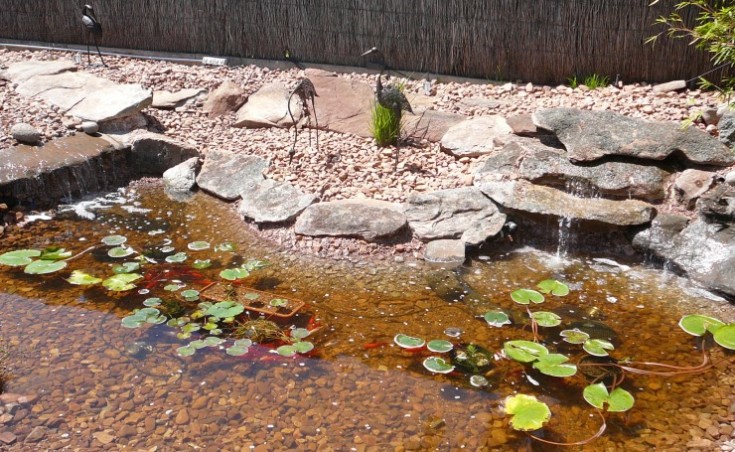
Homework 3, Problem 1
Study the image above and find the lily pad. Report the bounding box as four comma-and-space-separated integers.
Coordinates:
533, 353, 577, 377
583, 382, 635, 412
531, 311, 562, 328
291, 328, 310, 340
215, 242, 235, 252
679, 314, 725, 336
192, 259, 212, 269
276, 344, 297, 357
483, 311, 511, 327
165, 252, 187, 263
242, 259, 268, 271
394, 334, 425, 350
503, 340, 549, 363
121, 307, 166, 328
226, 339, 253, 356
113, 262, 140, 274
504, 394, 551, 431
102, 273, 143, 291
0, 249, 40, 266
66, 270, 102, 285
510, 289, 545, 305
583, 339, 615, 357
39, 247, 72, 260
269, 298, 288, 308
537, 279, 570, 296
422, 356, 455, 374
160, 245, 176, 254
108, 246, 135, 258
164, 283, 184, 292
177, 345, 196, 357
560, 328, 590, 344
188, 241, 210, 251
713, 324, 735, 350
205, 301, 244, 318
219, 268, 250, 281
244, 292, 260, 300
181, 289, 199, 299
143, 297, 162, 307
293, 341, 314, 354
102, 235, 127, 246
469, 375, 489, 387
24, 259, 67, 274
427, 339, 453, 353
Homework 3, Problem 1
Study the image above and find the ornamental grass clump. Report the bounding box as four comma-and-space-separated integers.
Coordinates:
370, 102, 402, 147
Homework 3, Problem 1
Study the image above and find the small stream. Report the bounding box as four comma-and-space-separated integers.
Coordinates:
0, 180, 732, 450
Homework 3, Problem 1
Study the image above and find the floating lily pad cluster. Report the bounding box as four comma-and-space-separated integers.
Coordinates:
393, 334, 457, 374
504, 340, 577, 377
679, 314, 735, 350
0, 248, 70, 274
560, 328, 615, 356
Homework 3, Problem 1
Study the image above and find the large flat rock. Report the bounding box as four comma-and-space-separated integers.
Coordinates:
196, 150, 269, 201
308, 70, 374, 138
294, 199, 406, 241
440, 116, 513, 157
474, 138, 670, 201
0, 134, 131, 207
533, 108, 735, 166
403, 110, 465, 143
233, 82, 301, 128
123, 131, 200, 176
0, 60, 77, 83
479, 179, 655, 226
5, 61, 152, 122
238, 179, 317, 223
405, 187, 502, 242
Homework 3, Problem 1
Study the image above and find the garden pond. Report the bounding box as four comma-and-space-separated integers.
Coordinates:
0, 181, 733, 450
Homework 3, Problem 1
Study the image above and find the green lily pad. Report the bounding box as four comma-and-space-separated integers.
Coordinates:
108, 246, 135, 258
165, 252, 187, 263
504, 394, 551, 431
187, 241, 210, 251
291, 328, 310, 340
679, 314, 725, 336
293, 341, 314, 354
503, 340, 549, 363
113, 261, 140, 274
177, 345, 196, 357
0, 249, 41, 266
483, 311, 511, 327
423, 356, 455, 374
510, 289, 545, 305
40, 247, 72, 260
269, 298, 288, 307
533, 353, 577, 377
121, 307, 166, 328
531, 311, 562, 328
219, 268, 250, 281
143, 297, 162, 307
469, 375, 489, 387
276, 344, 297, 357
24, 259, 67, 274
205, 301, 244, 318
244, 292, 260, 300
160, 245, 175, 253
560, 328, 590, 344
102, 235, 127, 246
536, 279, 570, 296
583, 339, 615, 357
192, 259, 212, 269
202, 322, 219, 331
427, 339, 453, 353
583, 382, 635, 412
713, 324, 735, 350
226, 339, 253, 356
66, 270, 102, 285
242, 259, 268, 271
181, 289, 199, 299
394, 334, 425, 350
102, 273, 142, 291
215, 242, 235, 252
164, 283, 184, 292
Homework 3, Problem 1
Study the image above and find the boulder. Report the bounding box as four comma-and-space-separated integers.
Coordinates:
479, 179, 655, 226
98, 113, 148, 134
696, 184, 735, 222
307, 70, 374, 137
403, 110, 465, 142
652, 80, 687, 93
0, 60, 77, 84
404, 187, 502, 242
473, 138, 670, 201
203, 81, 246, 117
10, 123, 41, 144
424, 239, 466, 266
532, 108, 735, 166
719, 109, 735, 148
238, 179, 318, 223
632, 215, 735, 298
81, 121, 99, 134
461, 213, 507, 246
506, 114, 539, 136
163, 157, 200, 192
125, 131, 200, 175
151, 88, 205, 109
233, 82, 301, 128
673, 169, 715, 208
440, 116, 513, 157
294, 199, 406, 241
196, 150, 268, 201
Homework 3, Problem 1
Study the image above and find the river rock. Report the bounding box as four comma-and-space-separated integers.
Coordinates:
307, 70, 374, 137
10, 123, 41, 144
238, 179, 318, 223
725, 171, 735, 186
473, 138, 670, 201
532, 108, 735, 166
294, 199, 406, 241
203, 80, 246, 117
696, 184, 735, 222
404, 187, 501, 242
163, 157, 200, 192
196, 150, 268, 201
633, 215, 735, 298
461, 213, 507, 246
479, 179, 655, 226
81, 121, 99, 134
652, 80, 686, 93
152, 88, 206, 109
24, 426, 46, 443
125, 131, 200, 175
719, 109, 735, 148
0, 432, 16, 444
233, 82, 301, 128
424, 239, 466, 266
440, 116, 513, 157
673, 169, 715, 208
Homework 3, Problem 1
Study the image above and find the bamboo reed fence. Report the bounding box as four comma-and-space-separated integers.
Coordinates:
0, 0, 727, 84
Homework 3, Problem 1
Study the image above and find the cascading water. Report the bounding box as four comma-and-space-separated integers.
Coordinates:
556, 178, 600, 259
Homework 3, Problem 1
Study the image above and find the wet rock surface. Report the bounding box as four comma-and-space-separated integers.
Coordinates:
162, 156, 200, 192
295, 199, 406, 241
125, 130, 200, 175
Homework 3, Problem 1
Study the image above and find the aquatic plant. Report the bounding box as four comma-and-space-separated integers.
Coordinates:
483, 310, 511, 327
679, 314, 735, 350
393, 334, 425, 350
0, 248, 69, 274
422, 356, 455, 374
122, 307, 167, 328
426, 339, 453, 353
187, 241, 210, 251
504, 394, 551, 431
582, 383, 634, 412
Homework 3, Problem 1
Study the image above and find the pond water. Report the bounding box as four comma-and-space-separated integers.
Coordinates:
0, 181, 733, 450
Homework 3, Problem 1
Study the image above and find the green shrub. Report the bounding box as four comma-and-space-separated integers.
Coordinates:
370, 103, 402, 147
584, 74, 609, 89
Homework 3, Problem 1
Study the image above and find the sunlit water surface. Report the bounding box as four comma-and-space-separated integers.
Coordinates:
0, 182, 733, 450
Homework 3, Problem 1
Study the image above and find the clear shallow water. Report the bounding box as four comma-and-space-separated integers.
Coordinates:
0, 182, 733, 450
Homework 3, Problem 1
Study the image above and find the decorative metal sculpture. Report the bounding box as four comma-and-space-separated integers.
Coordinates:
287, 77, 319, 164
81, 5, 107, 67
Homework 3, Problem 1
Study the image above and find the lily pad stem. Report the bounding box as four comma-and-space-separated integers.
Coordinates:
526, 409, 607, 446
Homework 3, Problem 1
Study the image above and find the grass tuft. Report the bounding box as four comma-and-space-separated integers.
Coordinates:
370, 103, 402, 147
